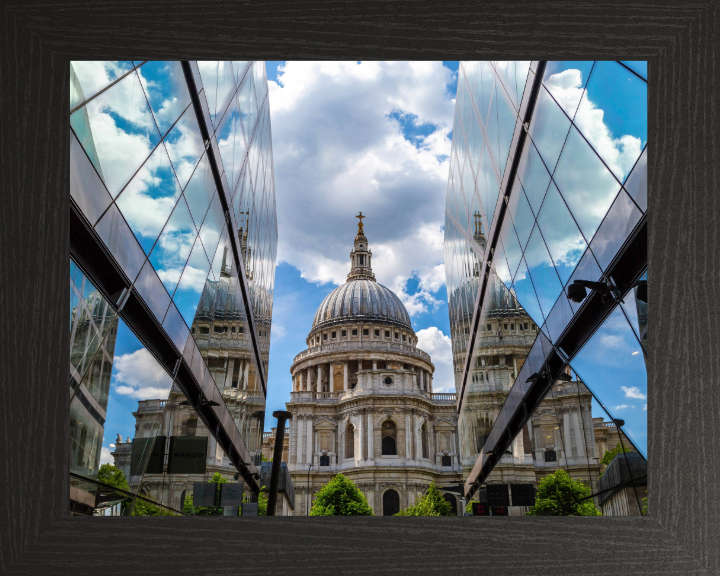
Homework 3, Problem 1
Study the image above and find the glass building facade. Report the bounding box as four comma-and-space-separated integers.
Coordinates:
445, 61, 647, 516
69, 61, 277, 515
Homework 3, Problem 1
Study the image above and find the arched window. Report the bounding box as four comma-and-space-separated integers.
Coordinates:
383, 489, 400, 516
421, 424, 428, 459
345, 424, 355, 459
381, 421, 397, 456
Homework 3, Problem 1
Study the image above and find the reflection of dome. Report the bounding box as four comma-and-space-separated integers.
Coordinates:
312, 279, 412, 331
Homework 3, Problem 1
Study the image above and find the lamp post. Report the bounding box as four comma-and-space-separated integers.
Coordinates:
266, 410, 292, 516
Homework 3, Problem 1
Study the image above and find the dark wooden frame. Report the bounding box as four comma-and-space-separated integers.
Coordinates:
1, 1, 717, 574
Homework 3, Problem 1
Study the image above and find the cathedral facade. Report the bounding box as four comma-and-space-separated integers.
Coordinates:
285, 216, 463, 516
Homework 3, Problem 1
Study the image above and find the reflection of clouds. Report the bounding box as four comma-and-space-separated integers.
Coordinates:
112, 347, 172, 400
599, 333, 624, 349
176, 265, 210, 293
99, 446, 114, 465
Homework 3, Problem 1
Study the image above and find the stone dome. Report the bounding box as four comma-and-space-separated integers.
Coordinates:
312, 279, 412, 331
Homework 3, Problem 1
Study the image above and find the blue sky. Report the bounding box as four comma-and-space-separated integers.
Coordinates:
97, 60, 647, 461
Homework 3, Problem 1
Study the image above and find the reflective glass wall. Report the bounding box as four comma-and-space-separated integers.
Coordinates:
445, 61, 647, 516
69, 61, 277, 515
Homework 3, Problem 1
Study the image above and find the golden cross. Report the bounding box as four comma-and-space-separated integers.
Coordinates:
356, 211, 365, 232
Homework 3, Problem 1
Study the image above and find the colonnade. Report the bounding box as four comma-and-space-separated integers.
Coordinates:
292, 360, 434, 393
222, 357, 252, 390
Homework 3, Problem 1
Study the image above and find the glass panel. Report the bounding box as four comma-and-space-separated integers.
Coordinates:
568, 306, 647, 456
94, 204, 146, 282
134, 260, 171, 323
528, 86, 571, 174
506, 178, 535, 250
499, 218, 523, 280
173, 238, 211, 326
620, 61, 647, 81
552, 126, 621, 241
149, 195, 198, 296
70, 61, 134, 110
588, 189, 642, 273
575, 61, 647, 183
523, 225, 564, 318
542, 61, 594, 120
623, 147, 647, 212
70, 131, 113, 226
495, 84, 518, 178
183, 155, 215, 231
115, 143, 182, 254
198, 192, 225, 268
512, 257, 544, 327
536, 182, 587, 285
137, 61, 191, 138
164, 106, 204, 190
566, 247, 603, 315
515, 140, 551, 216
71, 69, 161, 198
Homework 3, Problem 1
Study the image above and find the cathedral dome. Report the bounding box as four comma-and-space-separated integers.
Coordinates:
312, 279, 412, 331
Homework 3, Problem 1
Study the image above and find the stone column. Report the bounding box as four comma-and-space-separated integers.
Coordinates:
452, 431, 460, 466
306, 367, 312, 392
405, 411, 412, 459
329, 364, 334, 391
343, 363, 348, 391
563, 411, 572, 462
243, 361, 249, 390
296, 418, 303, 465
358, 411, 365, 461
373, 359, 377, 371
572, 411, 585, 458
367, 411, 374, 460
428, 373, 433, 394
224, 357, 235, 389
587, 407, 597, 459
338, 418, 343, 462
415, 415, 422, 460
306, 417, 313, 465
298, 371, 304, 392
317, 364, 322, 393
429, 423, 436, 464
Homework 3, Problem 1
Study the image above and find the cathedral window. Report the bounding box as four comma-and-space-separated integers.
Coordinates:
231, 326, 235, 333
510, 323, 514, 331
214, 325, 223, 333
341, 330, 347, 337
332, 331, 336, 338
359, 255, 364, 265
232, 380, 238, 388
441, 455, 452, 466
394, 332, 399, 339
374, 329, 380, 336
381, 421, 397, 456
345, 424, 355, 458
487, 324, 492, 331
239, 326, 245, 333
363, 328, 369, 336
324, 334, 328, 340
504, 323, 508, 331
385, 330, 390, 338
402, 334, 406, 341
200, 327, 210, 335
352, 329, 358, 336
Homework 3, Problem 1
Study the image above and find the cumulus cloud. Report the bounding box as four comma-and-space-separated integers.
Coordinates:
642, 404, 647, 411
268, 62, 455, 314
100, 446, 114, 465
621, 385, 646, 400
112, 347, 173, 400
599, 334, 625, 349
614, 404, 629, 411
416, 327, 454, 392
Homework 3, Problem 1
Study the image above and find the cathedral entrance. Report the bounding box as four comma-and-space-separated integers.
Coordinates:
383, 489, 400, 516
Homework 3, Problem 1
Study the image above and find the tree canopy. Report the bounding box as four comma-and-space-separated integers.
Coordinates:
309, 474, 374, 516
395, 483, 453, 516
98, 463, 129, 491
184, 472, 228, 516
600, 442, 634, 477
527, 469, 601, 516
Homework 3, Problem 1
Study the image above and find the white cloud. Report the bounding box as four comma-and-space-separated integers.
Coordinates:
112, 348, 173, 400
621, 385, 646, 400
642, 404, 647, 411
416, 327, 454, 392
269, 62, 455, 312
100, 446, 114, 465
614, 404, 629, 411
271, 324, 286, 343
599, 334, 624, 350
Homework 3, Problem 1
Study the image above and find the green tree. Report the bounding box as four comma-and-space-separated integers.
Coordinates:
132, 494, 177, 516
600, 442, 634, 477
97, 463, 129, 491
261, 454, 272, 462
527, 469, 601, 516
309, 474, 374, 516
395, 483, 453, 516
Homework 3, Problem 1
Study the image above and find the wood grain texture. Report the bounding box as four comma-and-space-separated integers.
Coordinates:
0, 0, 718, 574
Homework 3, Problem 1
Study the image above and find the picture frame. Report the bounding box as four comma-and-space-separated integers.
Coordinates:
1, 1, 717, 573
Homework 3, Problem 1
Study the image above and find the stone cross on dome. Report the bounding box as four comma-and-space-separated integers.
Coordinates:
347, 212, 375, 281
